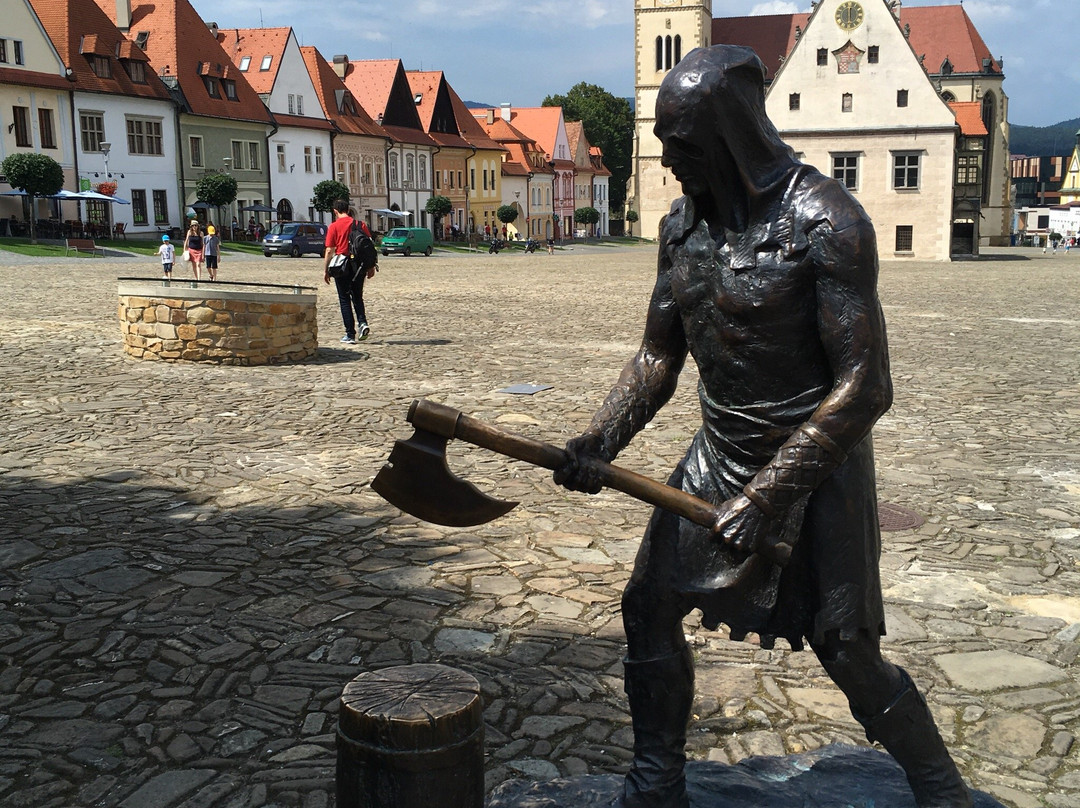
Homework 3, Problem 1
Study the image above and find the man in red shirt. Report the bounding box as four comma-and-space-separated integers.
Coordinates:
323, 199, 370, 343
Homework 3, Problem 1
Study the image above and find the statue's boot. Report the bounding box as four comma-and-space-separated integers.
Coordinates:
855, 668, 974, 808
617, 645, 694, 808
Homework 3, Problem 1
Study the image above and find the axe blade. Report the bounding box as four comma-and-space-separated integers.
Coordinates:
371, 428, 518, 527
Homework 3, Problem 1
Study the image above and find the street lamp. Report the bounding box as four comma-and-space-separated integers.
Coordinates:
100, 142, 111, 177
222, 157, 233, 238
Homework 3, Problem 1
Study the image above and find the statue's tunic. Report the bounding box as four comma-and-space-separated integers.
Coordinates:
637, 167, 886, 650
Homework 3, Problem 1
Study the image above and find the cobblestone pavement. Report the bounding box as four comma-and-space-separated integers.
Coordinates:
1, 245, 1079, 808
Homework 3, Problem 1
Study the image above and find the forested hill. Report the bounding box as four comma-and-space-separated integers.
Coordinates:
1010, 118, 1080, 156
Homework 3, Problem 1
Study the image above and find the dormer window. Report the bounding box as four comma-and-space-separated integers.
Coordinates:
260, 55, 272, 71
940, 58, 953, 75
134, 31, 149, 49
204, 76, 219, 97
91, 55, 111, 78
223, 79, 237, 100
239, 56, 250, 71
123, 60, 146, 83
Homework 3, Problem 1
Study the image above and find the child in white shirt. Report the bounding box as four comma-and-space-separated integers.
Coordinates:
158, 235, 175, 278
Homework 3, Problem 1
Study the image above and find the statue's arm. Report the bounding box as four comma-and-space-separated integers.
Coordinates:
555, 239, 688, 493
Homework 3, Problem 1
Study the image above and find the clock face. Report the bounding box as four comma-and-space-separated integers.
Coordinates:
835, 1, 864, 30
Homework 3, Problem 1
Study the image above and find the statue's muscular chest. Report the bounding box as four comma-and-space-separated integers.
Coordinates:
669, 222, 814, 332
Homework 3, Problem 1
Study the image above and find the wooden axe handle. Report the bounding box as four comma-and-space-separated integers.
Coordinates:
408, 399, 723, 531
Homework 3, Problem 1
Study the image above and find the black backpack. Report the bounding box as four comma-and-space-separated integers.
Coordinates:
348, 222, 378, 275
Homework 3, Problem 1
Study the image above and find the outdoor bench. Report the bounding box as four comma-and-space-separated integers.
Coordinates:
65, 238, 104, 256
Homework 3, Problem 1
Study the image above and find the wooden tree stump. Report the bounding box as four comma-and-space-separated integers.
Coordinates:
337, 664, 485, 808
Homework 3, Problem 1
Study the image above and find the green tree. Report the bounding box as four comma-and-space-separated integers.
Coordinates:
195, 172, 238, 230
1, 153, 64, 243
625, 208, 639, 238
574, 206, 600, 237
426, 195, 453, 238
543, 82, 633, 210
312, 180, 350, 214
497, 204, 519, 227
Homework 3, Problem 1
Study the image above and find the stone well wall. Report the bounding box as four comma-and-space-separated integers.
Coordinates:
118, 281, 318, 365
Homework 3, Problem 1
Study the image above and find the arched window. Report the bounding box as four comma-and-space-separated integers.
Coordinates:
405, 154, 415, 187
940, 91, 956, 103
389, 154, 399, 187
665, 36, 673, 70
674, 35, 682, 66
655, 37, 663, 72
419, 155, 428, 187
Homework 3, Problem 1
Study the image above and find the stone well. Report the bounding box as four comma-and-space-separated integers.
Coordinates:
117, 280, 318, 365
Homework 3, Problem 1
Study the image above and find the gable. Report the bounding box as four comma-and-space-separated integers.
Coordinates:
767, 0, 955, 131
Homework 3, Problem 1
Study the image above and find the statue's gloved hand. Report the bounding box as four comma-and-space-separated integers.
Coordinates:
553, 433, 608, 495
713, 493, 794, 567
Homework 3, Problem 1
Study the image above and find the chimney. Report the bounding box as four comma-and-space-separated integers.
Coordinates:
116, 0, 132, 31
486, 108, 495, 125
332, 54, 349, 79
500, 102, 511, 122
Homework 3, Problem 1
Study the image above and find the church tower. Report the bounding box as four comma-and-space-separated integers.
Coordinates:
630, 0, 712, 239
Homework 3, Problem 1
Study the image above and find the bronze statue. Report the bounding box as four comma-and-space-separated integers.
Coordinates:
554, 45, 972, 808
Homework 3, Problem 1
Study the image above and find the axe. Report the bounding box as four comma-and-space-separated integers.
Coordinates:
372, 399, 727, 532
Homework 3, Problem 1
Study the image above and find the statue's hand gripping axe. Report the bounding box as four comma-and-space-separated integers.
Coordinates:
372, 399, 727, 531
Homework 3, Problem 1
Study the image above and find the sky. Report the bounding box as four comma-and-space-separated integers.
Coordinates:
190, 0, 1078, 129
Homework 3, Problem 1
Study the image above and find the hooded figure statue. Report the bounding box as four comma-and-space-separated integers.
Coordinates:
555, 45, 973, 808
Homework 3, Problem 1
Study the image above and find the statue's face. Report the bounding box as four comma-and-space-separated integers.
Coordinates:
655, 89, 737, 202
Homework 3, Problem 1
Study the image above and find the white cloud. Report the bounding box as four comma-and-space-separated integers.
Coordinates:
748, 1, 803, 14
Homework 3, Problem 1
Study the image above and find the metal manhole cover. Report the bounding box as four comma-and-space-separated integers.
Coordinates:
878, 503, 925, 532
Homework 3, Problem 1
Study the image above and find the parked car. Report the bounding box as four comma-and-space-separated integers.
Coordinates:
262, 222, 328, 257
380, 227, 434, 257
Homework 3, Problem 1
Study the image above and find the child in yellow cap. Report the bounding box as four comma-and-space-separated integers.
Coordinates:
204, 224, 220, 281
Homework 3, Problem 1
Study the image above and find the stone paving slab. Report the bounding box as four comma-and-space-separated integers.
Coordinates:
0, 246, 1078, 807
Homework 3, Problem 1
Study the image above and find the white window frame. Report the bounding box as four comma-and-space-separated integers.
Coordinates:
239, 56, 250, 71
892, 152, 921, 190
126, 117, 163, 155
832, 153, 859, 191
189, 135, 204, 168
80, 111, 105, 153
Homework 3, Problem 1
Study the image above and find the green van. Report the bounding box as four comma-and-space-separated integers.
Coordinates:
380, 227, 434, 257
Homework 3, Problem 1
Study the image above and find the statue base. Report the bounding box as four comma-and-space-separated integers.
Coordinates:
487, 744, 1006, 807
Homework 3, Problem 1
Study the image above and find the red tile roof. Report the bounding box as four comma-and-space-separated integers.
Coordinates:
712, 4, 1001, 82
474, 115, 552, 175
407, 71, 472, 149
948, 101, 988, 136
91, 0, 272, 123
489, 106, 564, 160
215, 27, 289, 96
340, 58, 399, 122
341, 59, 434, 146
30, 0, 171, 101
0, 66, 73, 92
300, 47, 389, 139
446, 83, 505, 153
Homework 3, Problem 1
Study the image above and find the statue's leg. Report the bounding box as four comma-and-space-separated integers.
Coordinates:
618, 567, 694, 808
811, 630, 973, 808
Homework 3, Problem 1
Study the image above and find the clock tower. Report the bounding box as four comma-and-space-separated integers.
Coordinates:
629, 0, 712, 239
